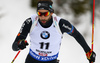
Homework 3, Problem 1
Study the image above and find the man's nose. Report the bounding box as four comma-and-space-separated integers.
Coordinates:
41, 15, 45, 19
41, 15, 45, 17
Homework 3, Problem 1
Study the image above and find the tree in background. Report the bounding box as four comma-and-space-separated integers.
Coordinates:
30, 0, 99, 16
70, 0, 90, 16
95, 0, 100, 7
69, 0, 91, 25
30, 0, 38, 7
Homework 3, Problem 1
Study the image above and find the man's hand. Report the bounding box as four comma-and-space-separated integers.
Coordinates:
17, 39, 29, 50
86, 50, 96, 63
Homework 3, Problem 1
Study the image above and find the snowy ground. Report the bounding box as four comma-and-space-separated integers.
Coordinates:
0, 0, 100, 63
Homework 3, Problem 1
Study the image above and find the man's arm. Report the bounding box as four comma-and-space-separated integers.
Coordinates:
59, 18, 90, 53
12, 18, 32, 51
59, 19, 96, 62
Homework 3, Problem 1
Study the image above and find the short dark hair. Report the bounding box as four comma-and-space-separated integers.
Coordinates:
38, 0, 53, 4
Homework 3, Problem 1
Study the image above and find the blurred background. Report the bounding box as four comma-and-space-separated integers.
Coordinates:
0, 0, 100, 63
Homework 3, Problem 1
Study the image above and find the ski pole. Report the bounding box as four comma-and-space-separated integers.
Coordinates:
91, 0, 95, 52
11, 50, 21, 63
91, 0, 95, 63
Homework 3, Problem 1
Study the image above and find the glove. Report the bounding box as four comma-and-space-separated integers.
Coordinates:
17, 39, 29, 50
86, 50, 96, 63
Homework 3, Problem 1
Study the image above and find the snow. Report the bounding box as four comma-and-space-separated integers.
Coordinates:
0, 0, 100, 63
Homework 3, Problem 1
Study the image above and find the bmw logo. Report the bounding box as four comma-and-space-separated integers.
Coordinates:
41, 31, 50, 39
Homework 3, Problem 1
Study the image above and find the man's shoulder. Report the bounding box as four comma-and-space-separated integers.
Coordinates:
31, 14, 38, 22
31, 14, 38, 17
24, 18, 32, 24
52, 13, 69, 23
52, 13, 62, 23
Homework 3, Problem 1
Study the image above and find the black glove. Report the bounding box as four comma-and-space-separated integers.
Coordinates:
17, 39, 28, 50
86, 50, 96, 63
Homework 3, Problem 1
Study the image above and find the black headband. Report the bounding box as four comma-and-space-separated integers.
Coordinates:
37, 1, 54, 12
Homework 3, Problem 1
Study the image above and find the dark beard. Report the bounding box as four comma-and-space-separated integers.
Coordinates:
40, 17, 51, 25
39, 17, 53, 28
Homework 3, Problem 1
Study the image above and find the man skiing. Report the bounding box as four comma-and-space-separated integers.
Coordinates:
12, 0, 96, 63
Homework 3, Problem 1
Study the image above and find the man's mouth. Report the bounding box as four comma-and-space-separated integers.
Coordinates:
41, 21, 46, 24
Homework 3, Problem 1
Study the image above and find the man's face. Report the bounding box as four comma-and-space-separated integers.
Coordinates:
37, 9, 53, 25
